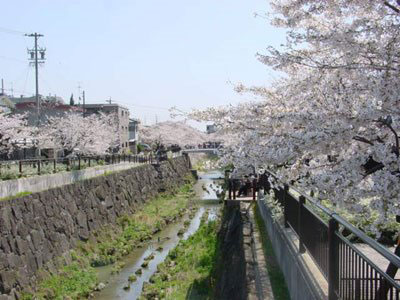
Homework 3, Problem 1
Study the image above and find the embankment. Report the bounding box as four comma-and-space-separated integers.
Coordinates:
0, 156, 191, 299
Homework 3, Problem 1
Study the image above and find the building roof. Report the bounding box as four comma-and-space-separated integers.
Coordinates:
15, 102, 83, 111
84, 103, 129, 110
9, 95, 65, 105
129, 118, 140, 124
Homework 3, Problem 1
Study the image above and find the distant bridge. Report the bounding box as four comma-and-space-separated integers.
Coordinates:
181, 148, 221, 155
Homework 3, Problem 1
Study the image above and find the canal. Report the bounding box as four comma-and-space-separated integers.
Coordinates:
93, 170, 223, 299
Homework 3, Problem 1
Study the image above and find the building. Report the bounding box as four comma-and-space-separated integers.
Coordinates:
128, 118, 140, 154
0, 95, 14, 114
13, 101, 83, 126
84, 103, 130, 152
206, 124, 217, 134
9, 94, 65, 105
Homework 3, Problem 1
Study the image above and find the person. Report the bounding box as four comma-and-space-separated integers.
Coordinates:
238, 176, 251, 196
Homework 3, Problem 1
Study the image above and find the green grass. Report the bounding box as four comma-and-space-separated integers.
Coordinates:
23, 177, 196, 300
254, 205, 290, 300
0, 191, 32, 201
80, 180, 197, 267
26, 263, 97, 300
141, 213, 219, 299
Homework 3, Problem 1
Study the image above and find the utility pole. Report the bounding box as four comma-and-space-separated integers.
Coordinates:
1, 79, 4, 95
82, 90, 86, 117
77, 82, 82, 105
25, 32, 45, 126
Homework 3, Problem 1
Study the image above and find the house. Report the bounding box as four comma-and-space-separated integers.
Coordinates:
13, 100, 83, 126
128, 118, 140, 154
0, 95, 14, 114
206, 124, 217, 134
84, 103, 130, 153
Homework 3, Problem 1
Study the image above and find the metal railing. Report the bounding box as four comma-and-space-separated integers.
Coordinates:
0, 154, 155, 180
262, 170, 400, 300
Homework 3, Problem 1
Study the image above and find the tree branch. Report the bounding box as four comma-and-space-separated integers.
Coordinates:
384, 1, 400, 14
353, 136, 374, 146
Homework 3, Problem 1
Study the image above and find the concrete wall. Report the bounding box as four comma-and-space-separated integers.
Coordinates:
257, 198, 326, 300
0, 156, 191, 298
0, 162, 142, 199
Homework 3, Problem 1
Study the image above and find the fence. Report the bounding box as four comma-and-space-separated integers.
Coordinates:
0, 154, 155, 180
261, 170, 400, 300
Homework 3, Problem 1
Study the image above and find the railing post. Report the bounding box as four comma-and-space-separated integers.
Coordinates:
283, 184, 289, 228
78, 156, 81, 170
19, 161, 22, 176
37, 160, 41, 175
88, 158, 91, 167
252, 179, 257, 200
328, 218, 339, 300
53, 159, 56, 173
298, 195, 306, 253
228, 179, 232, 200
233, 180, 236, 200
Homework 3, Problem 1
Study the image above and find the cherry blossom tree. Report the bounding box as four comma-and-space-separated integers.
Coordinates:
39, 113, 118, 156
0, 112, 32, 156
140, 121, 211, 148
183, 0, 400, 239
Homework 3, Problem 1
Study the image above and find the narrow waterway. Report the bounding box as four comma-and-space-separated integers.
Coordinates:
93, 170, 223, 300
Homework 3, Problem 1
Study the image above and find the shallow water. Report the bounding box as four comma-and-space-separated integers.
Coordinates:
93, 171, 222, 300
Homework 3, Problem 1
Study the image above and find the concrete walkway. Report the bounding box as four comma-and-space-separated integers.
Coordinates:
0, 162, 141, 198
241, 202, 275, 299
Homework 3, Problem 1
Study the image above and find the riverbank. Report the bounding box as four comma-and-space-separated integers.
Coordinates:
140, 210, 220, 299
21, 176, 197, 300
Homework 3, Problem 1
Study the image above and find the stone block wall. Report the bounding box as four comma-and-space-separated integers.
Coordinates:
0, 156, 191, 298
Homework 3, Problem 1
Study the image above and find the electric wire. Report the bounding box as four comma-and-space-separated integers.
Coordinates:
0, 26, 26, 36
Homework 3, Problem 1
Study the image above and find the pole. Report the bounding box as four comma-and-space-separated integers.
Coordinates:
25, 32, 44, 158
25, 32, 44, 126
328, 218, 339, 300
34, 33, 39, 125
1, 79, 4, 95
82, 90, 86, 117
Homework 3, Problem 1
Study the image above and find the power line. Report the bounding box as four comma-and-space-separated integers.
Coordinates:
23, 66, 31, 95
0, 55, 26, 63
0, 26, 26, 36
115, 100, 170, 111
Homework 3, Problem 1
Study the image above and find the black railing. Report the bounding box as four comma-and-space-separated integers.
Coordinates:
263, 170, 400, 300
0, 154, 156, 180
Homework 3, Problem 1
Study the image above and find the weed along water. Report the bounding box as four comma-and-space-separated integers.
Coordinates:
94, 171, 223, 300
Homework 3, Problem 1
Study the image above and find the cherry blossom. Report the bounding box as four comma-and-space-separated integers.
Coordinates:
184, 0, 400, 235
140, 121, 211, 147
39, 113, 118, 156
0, 113, 32, 156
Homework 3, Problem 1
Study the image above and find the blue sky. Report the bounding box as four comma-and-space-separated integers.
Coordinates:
0, 0, 285, 127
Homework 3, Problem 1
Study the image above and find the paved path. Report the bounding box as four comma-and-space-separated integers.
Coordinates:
241, 202, 275, 299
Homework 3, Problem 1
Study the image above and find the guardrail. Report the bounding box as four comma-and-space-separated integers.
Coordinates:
0, 154, 155, 179
261, 170, 400, 300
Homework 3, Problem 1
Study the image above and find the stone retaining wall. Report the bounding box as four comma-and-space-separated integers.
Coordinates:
0, 156, 191, 299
